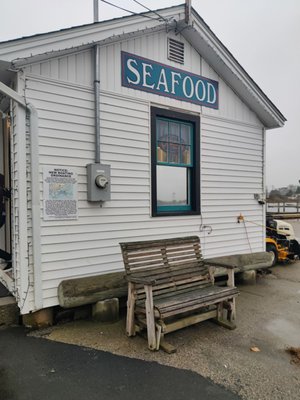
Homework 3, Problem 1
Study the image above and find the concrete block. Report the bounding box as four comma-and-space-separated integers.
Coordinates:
238, 270, 257, 284
0, 297, 19, 326
22, 307, 54, 329
92, 298, 119, 322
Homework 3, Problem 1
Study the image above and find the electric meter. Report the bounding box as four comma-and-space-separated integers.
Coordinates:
87, 163, 111, 202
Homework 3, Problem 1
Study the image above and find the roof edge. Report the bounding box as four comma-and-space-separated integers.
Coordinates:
0, 3, 184, 46
184, 9, 286, 128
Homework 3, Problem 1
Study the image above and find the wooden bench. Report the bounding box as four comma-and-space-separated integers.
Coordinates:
120, 236, 239, 352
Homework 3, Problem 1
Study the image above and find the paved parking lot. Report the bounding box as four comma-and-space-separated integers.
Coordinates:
0, 326, 240, 400
32, 261, 300, 400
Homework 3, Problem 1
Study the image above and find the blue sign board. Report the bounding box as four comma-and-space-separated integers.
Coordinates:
121, 51, 219, 109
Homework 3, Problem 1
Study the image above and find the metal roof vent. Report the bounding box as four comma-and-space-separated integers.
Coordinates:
168, 38, 184, 64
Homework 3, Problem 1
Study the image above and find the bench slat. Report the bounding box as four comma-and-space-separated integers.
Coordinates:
155, 286, 238, 310
128, 264, 208, 281
136, 280, 212, 302
140, 275, 209, 294
127, 262, 208, 278
120, 236, 200, 251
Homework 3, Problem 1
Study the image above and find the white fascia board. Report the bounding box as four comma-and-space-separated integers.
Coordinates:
10, 24, 171, 68
181, 16, 286, 129
0, 5, 184, 63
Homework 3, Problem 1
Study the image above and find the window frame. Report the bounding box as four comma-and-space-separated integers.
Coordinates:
151, 107, 200, 217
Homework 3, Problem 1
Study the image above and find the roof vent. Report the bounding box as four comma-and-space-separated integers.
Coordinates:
168, 38, 184, 64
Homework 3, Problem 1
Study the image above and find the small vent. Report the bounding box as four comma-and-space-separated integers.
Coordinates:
168, 38, 184, 64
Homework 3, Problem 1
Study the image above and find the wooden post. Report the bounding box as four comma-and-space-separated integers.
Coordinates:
58, 272, 127, 308
227, 269, 235, 288
216, 302, 224, 322
283, 202, 285, 212
144, 284, 157, 351
227, 268, 236, 321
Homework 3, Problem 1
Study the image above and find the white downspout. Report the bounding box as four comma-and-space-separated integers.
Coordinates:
27, 103, 43, 309
0, 80, 43, 311
262, 127, 266, 251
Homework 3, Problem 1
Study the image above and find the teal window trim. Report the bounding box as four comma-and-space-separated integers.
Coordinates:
155, 117, 193, 214
157, 205, 191, 212
156, 161, 193, 168
151, 107, 200, 217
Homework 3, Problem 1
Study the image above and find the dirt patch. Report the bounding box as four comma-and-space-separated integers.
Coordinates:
287, 347, 300, 364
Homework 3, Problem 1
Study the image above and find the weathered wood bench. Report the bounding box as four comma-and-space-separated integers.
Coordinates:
120, 236, 239, 352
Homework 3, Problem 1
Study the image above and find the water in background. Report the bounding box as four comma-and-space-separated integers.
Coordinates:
267, 205, 299, 213
289, 219, 300, 239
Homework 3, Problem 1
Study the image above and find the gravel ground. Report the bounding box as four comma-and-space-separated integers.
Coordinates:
30, 262, 300, 400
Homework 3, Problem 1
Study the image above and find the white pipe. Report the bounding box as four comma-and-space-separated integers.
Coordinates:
262, 127, 266, 251
27, 103, 43, 309
94, 44, 101, 163
93, 0, 99, 22
185, 0, 191, 25
0, 80, 43, 310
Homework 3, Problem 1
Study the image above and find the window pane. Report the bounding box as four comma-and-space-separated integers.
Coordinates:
157, 142, 168, 162
157, 166, 188, 207
169, 122, 180, 143
168, 143, 180, 164
157, 119, 168, 141
181, 124, 191, 145
181, 145, 191, 165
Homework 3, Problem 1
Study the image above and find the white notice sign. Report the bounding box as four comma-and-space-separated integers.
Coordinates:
43, 166, 78, 220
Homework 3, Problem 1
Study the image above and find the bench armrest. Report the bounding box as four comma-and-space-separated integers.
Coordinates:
204, 261, 236, 269
126, 276, 156, 285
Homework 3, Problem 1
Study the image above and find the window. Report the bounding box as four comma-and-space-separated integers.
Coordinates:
151, 107, 200, 216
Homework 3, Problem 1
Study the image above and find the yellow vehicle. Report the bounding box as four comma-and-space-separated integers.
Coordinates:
265, 237, 289, 266
266, 218, 300, 266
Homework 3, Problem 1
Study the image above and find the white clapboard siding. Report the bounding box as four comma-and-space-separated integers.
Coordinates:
28, 50, 94, 87
200, 114, 264, 260
20, 23, 266, 310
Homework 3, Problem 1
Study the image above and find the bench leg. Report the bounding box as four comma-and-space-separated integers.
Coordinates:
155, 323, 162, 351
144, 284, 157, 351
126, 282, 136, 337
213, 301, 236, 330
227, 298, 236, 323
217, 302, 224, 321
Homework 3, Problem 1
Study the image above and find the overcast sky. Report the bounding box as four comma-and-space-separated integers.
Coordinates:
1, 0, 299, 189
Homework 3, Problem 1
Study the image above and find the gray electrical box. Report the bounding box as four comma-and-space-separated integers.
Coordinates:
87, 163, 111, 202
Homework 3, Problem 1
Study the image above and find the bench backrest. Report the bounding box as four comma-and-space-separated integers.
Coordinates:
120, 236, 212, 300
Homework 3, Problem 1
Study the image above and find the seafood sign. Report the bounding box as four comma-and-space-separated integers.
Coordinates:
121, 51, 218, 109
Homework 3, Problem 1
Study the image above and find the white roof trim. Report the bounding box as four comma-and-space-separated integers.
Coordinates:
180, 12, 286, 129
0, 5, 183, 62
11, 24, 171, 67
0, 4, 285, 129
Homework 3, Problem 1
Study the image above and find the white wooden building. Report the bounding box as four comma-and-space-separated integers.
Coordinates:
0, 5, 285, 315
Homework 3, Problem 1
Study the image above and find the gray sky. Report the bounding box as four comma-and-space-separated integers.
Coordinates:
1, 0, 299, 189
